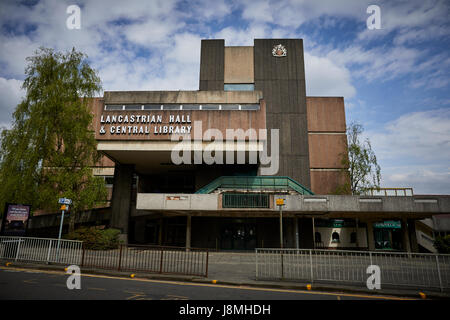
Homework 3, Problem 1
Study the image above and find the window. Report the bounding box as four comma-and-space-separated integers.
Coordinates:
222, 193, 269, 208
202, 104, 220, 110
350, 232, 357, 243
240, 104, 260, 110
162, 104, 181, 110
143, 104, 162, 110
124, 104, 142, 111
104, 104, 123, 111
224, 84, 254, 91
332, 232, 340, 243
104, 176, 114, 187
182, 104, 200, 110
221, 104, 239, 111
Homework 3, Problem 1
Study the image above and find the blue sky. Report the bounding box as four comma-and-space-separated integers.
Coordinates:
0, 0, 449, 194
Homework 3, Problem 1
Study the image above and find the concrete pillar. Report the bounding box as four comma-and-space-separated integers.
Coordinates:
312, 217, 316, 249
355, 218, 360, 248
402, 218, 412, 252
186, 215, 191, 251
298, 218, 314, 249
158, 218, 163, 245
408, 219, 419, 252
294, 217, 299, 249
110, 163, 134, 244
285, 218, 295, 248
367, 221, 375, 251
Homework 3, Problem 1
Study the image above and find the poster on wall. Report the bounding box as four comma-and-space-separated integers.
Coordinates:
0, 203, 31, 236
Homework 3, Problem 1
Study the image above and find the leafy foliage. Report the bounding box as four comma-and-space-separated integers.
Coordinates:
65, 227, 121, 250
0, 47, 107, 219
335, 122, 381, 195
433, 235, 450, 254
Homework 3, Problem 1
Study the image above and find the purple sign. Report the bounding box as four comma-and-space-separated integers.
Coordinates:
1, 203, 31, 236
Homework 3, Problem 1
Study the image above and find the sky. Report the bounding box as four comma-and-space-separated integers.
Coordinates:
0, 0, 449, 194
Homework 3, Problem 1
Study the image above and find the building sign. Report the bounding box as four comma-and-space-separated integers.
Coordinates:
315, 219, 348, 228
373, 220, 401, 229
272, 44, 287, 57
166, 196, 188, 201
98, 113, 192, 136
1, 203, 31, 236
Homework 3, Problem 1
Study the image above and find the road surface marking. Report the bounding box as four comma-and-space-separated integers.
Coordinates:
88, 287, 106, 291
23, 279, 37, 284
162, 294, 189, 300
0, 266, 416, 301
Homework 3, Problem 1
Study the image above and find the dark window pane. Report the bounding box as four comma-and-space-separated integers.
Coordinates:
144, 104, 162, 110
105, 104, 123, 111
163, 104, 181, 110
202, 104, 220, 110
241, 104, 260, 110
221, 104, 239, 110
182, 104, 200, 110
124, 104, 142, 110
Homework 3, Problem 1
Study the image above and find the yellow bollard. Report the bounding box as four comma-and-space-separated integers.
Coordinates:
5, 262, 12, 267
306, 284, 312, 290
419, 292, 426, 299
64, 267, 68, 272
212, 280, 218, 284
130, 274, 135, 278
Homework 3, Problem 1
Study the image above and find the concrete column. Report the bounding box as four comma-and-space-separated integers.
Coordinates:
110, 163, 134, 244
367, 221, 375, 251
294, 217, 299, 249
186, 215, 191, 251
408, 219, 419, 252
402, 218, 412, 252
158, 218, 163, 245
355, 218, 360, 248
298, 218, 314, 249
312, 217, 316, 249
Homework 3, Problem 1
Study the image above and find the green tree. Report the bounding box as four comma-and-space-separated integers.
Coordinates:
433, 235, 450, 254
335, 122, 381, 195
0, 47, 107, 231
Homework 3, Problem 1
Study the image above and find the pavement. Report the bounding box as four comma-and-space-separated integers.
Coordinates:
1, 252, 449, 300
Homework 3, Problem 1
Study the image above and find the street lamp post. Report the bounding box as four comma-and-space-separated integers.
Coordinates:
276, 197, 285, 279
56, 198, 72, 262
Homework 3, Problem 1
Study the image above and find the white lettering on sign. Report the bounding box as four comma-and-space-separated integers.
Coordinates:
99, 113, 191, 135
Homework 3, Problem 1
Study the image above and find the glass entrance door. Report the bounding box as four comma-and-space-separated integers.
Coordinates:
374, 229, 392, 249
220, 222, 256, 250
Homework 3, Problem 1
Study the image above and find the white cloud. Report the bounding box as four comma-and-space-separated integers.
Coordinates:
304, 52, 356, 98
215, 24, 270, 46
381, 167, 450, 195
367, 108, 450, 194
0, 77, 24, 128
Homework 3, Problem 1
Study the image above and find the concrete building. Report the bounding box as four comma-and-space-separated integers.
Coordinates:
28, 39, 450, 252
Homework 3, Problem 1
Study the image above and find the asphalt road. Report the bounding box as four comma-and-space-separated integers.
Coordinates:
0, 266, 415, 301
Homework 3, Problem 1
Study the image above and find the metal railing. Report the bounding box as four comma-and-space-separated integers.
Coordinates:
256, 248, 450, 292
0, 236, 83, 265
81, 244, 209, 277
362, 187, 414, 196
222, 193, 269, 208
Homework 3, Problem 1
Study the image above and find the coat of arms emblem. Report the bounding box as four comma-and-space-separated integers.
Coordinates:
272, 44, 287, 57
